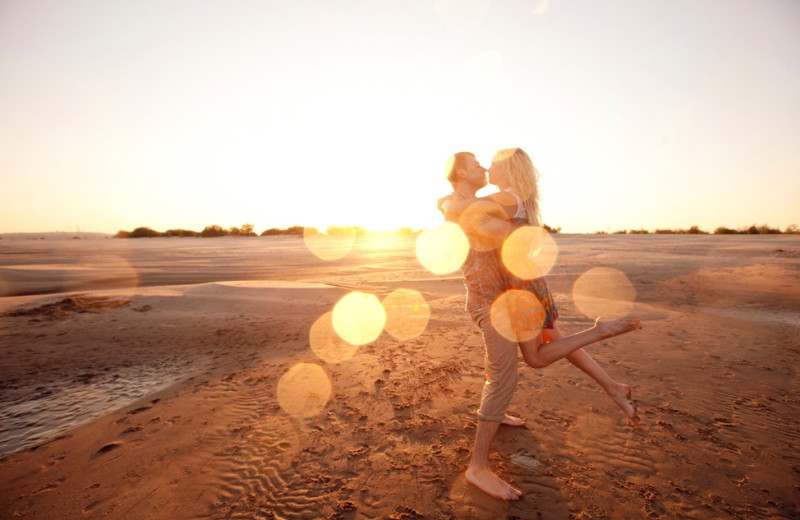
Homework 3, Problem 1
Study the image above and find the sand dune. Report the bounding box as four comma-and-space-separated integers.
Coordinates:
1, 234, 798, 519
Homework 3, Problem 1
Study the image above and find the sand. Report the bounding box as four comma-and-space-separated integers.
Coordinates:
0, 233, 798, 519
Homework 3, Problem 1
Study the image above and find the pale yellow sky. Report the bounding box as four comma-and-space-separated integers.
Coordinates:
1, 0, 798, 234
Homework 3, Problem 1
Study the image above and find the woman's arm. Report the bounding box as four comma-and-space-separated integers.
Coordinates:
458, 199, 513, 250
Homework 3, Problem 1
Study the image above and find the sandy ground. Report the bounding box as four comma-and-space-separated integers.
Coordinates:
0, 233, 798, 519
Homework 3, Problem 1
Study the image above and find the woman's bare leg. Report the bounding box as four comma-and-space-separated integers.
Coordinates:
518, 317, 641, 369
543, 325, 639, 423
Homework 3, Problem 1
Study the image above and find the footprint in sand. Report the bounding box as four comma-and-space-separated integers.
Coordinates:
94, 441, 123, 457
119, 425, 143, 436
33, 477, 66, 495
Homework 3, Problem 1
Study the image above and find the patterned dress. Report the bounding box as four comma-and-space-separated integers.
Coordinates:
499, 217, 559, 330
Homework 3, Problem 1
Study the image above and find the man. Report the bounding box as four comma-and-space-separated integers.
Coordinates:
441, 151, 526, 500
441, 151, 641, 501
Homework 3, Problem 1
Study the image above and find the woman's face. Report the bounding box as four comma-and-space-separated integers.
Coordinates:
487, 160, 507, 186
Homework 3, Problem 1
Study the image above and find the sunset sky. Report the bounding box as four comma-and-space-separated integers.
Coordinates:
1, 0, 798, 234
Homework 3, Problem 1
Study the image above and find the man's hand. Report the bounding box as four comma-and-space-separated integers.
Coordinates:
437, 194, 454, 215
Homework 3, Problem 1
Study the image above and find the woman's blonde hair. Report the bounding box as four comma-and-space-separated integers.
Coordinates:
492, 147, 541, 226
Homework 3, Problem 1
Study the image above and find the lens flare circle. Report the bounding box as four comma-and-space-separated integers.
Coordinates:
310, 311, 359, 363
572, 267, 636, 319
458, 200, 507, 252
415, 222, 469, 275
332, 291, 386, 345
382, 288, 431, 341
277, 363, 332, 419
74, 255, 140, 309
303, 227, 356, 261
501, 226, 558, 280
490, 289, 546, 342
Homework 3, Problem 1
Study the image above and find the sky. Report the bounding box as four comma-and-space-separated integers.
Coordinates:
1, 0, 798, 234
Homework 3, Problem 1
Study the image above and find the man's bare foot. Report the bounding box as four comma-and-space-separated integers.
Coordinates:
593, 317, 642, 340
465, 466, 522, 500
501, 414, 525, 427
608, 383, 640, 427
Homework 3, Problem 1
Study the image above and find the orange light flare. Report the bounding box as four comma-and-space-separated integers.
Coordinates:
490, 289, 546, 343
74, 255, 140, 310
458, 200, 508, 252
571, 267, 637, 319
381, 288, 431, 341
501, 225, 558, 280
415, 222, 469, 275
331, 291, 386, 346
303, 226, 356, 261
309, 311, 359, 364
277, 362, 332, 419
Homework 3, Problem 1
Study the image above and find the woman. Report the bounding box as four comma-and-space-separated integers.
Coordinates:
443, 147, 641, 422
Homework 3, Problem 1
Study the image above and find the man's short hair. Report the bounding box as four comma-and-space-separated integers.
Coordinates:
446, 151, 474, 185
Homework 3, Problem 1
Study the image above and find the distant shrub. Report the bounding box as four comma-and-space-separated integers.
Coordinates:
543, 224, 561, 234
284, 226, 305, 235
200, 225, 228, 238
786, 224, 799, 234
260, 226, 305, 236
239, 223, 257, 236
164, 229, 198, 237
756, 225, 781, 234
629, 229, 650, 234
687, 226, 708, 234
130, 227, 161, 238
613, 229, 627, 234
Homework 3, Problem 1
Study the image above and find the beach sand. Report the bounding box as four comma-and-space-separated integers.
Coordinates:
1, 233, 798, 519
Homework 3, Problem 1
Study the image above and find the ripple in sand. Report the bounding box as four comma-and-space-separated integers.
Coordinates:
501, 225, 558, 279
572, 267, 636, 319
310, 311, 359, 363
490, 289, 546, 342
332, 291, 386, 346
565, 413, 653, 473
382, 288, 430, 341
277, 363, 331, 418
415, 222, 469, 275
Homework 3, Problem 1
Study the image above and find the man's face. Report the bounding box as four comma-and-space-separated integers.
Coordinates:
461, 155, 487, 189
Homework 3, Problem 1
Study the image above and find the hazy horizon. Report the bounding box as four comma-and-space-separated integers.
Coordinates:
1, 0, 798, 234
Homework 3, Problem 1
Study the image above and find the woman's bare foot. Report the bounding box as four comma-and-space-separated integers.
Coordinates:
465, 467, 522, 500
593, 317, 642, 340
501, 414, 525, 427
608, 383, 640, 427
